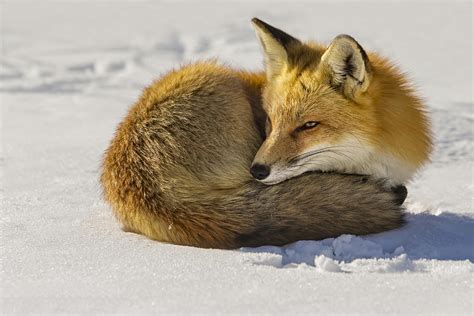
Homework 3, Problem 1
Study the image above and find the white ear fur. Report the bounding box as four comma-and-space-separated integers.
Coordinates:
320, 34, 371, 99
251, 18, 300, 80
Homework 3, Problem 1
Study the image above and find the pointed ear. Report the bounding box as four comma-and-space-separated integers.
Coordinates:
251, 18, 301, 80
319, 34, 372, 101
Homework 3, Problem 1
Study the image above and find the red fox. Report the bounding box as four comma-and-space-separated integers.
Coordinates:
249, 19, 432, 188
100, 20, 407, 249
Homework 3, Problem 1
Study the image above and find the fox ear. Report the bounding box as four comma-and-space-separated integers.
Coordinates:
251, 18, 301, 80
319, 35, 372, 100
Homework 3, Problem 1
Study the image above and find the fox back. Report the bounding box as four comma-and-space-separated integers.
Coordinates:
250, 19, 432, 186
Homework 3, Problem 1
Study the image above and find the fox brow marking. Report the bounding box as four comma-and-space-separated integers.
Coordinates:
290, 82, 331, 119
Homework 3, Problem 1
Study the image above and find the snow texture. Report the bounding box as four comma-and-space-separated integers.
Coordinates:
1, 1, 473, 314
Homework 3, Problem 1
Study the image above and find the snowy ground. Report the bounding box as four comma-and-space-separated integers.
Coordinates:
1, 1, 473, 314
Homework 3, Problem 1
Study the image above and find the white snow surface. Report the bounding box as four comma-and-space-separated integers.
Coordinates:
1, 1, 473, 314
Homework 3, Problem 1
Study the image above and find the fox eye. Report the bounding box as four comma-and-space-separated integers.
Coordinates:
300, 121, 320, 130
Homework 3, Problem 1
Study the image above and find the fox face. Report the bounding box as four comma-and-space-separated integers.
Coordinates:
250, 19, 378, 184
250, 18, 432, 185
252, 81, 376, 185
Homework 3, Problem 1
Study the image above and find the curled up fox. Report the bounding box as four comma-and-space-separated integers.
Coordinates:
101, 19, 432, 249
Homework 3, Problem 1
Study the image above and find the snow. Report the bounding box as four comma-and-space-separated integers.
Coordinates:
1, 1, 473, 314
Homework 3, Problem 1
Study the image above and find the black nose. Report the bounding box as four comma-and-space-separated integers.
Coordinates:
392, 185, 408, 206
250, 164, 270, 180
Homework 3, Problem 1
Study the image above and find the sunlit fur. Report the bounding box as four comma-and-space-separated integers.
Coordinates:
101, 61, 405, 249
253, 38, 432, 186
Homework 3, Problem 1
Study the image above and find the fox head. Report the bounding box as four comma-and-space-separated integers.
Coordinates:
249, 18, 383, 184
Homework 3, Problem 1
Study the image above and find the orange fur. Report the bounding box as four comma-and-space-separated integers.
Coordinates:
251, 19, 432, 186
100, 20, 409, 249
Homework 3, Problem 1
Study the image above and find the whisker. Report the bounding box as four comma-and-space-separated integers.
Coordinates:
325, 150, 356, 163
288, 144, 365, 164
288, 149, 324, 164
290, 149, 357, 169
290, 151, 332, 168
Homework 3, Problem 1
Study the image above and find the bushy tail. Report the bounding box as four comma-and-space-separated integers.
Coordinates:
112, 171, 405, 249
222, 173, 404, 248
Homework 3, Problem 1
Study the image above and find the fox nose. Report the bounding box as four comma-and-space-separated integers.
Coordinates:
250, 164, 270, 180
